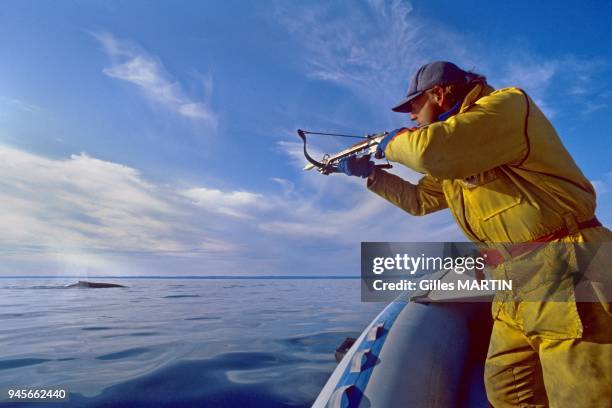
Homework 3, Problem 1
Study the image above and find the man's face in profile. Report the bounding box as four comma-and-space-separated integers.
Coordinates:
409, 87, 445, 126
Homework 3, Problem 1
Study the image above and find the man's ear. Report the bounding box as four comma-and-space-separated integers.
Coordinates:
430, 85, 445, 108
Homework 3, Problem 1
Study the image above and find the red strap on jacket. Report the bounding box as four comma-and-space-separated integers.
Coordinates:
482, 217, 602, 267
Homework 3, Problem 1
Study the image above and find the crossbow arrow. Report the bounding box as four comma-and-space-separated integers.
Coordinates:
297, 129, 392, 175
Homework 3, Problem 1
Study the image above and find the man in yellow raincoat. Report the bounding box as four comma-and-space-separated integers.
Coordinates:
338, 61, 611, 407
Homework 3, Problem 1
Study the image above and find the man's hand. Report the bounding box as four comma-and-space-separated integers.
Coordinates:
337, 155, 375, 178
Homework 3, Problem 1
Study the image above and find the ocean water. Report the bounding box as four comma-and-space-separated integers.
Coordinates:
0, 278, 384, 407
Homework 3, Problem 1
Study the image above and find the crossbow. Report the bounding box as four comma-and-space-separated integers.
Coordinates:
297, 129, 392, 175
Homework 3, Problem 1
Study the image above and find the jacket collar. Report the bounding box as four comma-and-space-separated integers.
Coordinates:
460, 82, 494, 112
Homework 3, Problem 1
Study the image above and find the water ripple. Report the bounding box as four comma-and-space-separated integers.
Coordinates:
96, 348, 151, 361
0, 358, 51, 370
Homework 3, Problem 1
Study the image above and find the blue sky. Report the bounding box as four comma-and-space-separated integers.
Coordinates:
1, 0, 610, 276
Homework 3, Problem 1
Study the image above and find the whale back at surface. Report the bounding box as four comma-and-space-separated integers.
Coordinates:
65, 281, 126, 288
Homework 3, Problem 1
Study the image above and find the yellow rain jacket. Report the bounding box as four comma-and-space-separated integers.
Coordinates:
367, 83, 612, 407
368, 83, 600, 244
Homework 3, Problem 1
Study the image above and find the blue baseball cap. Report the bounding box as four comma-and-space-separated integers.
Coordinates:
392, 61, 471, 113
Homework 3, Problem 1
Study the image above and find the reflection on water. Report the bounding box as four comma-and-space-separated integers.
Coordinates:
0, 278, 383, 407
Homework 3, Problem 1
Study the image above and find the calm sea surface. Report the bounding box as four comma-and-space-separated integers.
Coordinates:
0, 278, 384, 407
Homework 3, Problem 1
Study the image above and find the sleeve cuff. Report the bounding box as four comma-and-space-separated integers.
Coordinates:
367, 167, 385, 190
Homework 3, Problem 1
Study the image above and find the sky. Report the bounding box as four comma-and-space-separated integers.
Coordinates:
1, 0, 610, 276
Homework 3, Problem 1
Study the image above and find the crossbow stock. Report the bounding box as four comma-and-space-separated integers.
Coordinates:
297, 129, 392, 175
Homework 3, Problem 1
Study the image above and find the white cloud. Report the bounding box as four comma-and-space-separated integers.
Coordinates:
0, 144, 264, 275
592, 173, 612, 196
181, 187, 270, 219
271, 177, 295, 197
497, 61, 557, 94
1, 97, 42, 113
199, 237, 240, 252
592, 181, 607, 195
591, 173, 612, 227
257, 183, 460, 243
0, 145, 179, 253
492, 56, 609, 119
94, 32, 217, 126
273, 0, 429, 111
496, 60, 558, 117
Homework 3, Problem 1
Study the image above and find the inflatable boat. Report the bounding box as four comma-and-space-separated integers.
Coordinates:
314, 270, 494, 407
